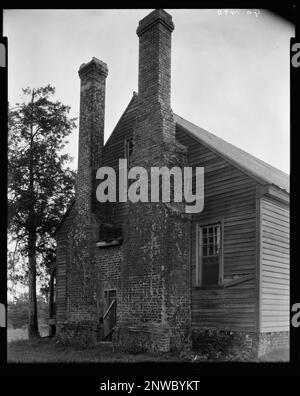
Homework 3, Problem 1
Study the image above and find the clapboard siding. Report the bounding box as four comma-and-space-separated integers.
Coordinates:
100, 99, 290, 334
260, 197, 290, 332
176, 126, 258, 332
104, 110, 259, 331
55, 205, 76, 324
191, 280, 257, 331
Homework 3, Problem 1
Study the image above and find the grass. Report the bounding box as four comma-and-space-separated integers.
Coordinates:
7, 325, 49, 343
7, 337, 180, 363
7, 335, 289, 363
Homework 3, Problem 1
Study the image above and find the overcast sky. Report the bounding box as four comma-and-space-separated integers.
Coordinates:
4, 9, 294, 173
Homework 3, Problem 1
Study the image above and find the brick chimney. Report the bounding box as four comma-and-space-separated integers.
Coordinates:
132, 9, 179, 165
61, 58, 108, 343
137, 9, 173, 110
117, 10, 191, 354
77, 57, 108, 218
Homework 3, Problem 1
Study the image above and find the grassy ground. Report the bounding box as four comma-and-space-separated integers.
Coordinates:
7, 325, 49, 343
7, 335, 289, 363
7, 337, 180, 363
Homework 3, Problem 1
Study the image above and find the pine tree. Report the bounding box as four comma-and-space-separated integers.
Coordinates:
8, 86, 76, 338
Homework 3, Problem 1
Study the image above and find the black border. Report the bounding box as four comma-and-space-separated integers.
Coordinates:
0, 2, 299, 381
0, 7, 8, 370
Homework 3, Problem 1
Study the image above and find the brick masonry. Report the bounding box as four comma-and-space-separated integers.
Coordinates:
116, 9, 192, 354
96, 245, 122, 322
56, 58, 109, 343
54, 9, 290, 358
192, 329, 290, 359
256, 331, 290, 357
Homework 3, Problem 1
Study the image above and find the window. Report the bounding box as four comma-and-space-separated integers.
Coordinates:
124, 138, 133, 165
196, 223, 223, 286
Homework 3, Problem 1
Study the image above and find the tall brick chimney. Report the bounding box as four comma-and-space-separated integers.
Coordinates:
132, 9, 177, 164
137, 9, 173, 114
117, 10, 191, 354
61, 58, 108, 343
77, 57, 108, 218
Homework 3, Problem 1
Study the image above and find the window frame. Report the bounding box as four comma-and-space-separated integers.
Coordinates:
196, 220, 224, 287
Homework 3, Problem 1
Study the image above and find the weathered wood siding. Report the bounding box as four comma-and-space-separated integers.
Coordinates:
100, 103, 290, 334
103, 109, 259, 331
176, 126, 258, 332
102, 95, 138, 227
55, 205, 76, 324
260, 197, 289, 332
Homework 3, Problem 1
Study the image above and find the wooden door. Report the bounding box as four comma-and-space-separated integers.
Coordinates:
103, 290, 116, 341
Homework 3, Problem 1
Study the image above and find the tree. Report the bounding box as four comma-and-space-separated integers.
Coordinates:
8, 293, 49, 330
8, 85, 76, 338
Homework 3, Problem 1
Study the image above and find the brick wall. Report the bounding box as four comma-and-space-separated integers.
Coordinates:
192, 329, 289, 359
56, 58, 108, 344
257, 331, 290, 357
116, 10, 192, 354
96, 245, 122, 320
76, 57, 108, 218
56, 9, 192, 351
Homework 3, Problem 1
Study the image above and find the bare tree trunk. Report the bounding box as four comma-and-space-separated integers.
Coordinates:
27, 90, 39, 339
28, 232, 39, 339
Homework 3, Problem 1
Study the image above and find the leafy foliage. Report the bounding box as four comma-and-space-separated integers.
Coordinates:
8, 85, 76, 335
8, 85, 76, 257
8, 293, 49, 329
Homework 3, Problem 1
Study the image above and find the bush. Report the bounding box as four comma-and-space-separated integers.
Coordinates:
8, 293, 49, 329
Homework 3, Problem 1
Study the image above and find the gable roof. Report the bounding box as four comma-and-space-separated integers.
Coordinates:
104, 92, 138, 148
174, 114, 289, 193
55, 95, 289, 235
103, 93, 289, 193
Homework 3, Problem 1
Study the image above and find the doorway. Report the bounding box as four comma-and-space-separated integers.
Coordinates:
102, 289, 116, 341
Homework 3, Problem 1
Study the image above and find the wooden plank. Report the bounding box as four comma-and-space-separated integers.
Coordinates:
262, 264, 289, 274
262, 254, 289, 265
262, 248, 289, 260
262, 270, 289, 279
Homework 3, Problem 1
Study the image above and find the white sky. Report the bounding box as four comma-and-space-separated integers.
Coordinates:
4, 9, 294, 173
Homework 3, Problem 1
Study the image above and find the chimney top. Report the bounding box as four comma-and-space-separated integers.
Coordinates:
78, 57, 108, 79
136, 9, 174, 37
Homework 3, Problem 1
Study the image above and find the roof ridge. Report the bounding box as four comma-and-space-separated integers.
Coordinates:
174, 113, 289, 178
174, 113, 289, 193
104, 92, 138, 148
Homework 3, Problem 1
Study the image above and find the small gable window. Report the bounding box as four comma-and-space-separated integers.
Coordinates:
124, 138, 133, 165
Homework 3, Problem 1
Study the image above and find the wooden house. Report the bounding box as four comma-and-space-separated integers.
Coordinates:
50, 9, 289, 357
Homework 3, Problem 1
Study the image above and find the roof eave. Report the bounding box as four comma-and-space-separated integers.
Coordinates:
258, 184, 290, 205
174, 115, 289, 193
